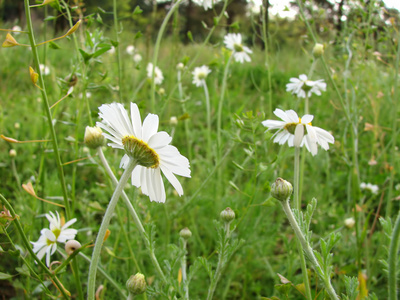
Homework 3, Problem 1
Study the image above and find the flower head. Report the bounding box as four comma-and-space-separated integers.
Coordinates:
97, 103, 191, 203
126, 45, 135, 55
262, 108, 334, 156
286, 74, 326, 98
31, 211, 77, 267
223, 33, 252, 63
146, 63, 164, 85
192, 65, 211, 87
360, 182, 379, 195
193, 0, 216, 10
133, 54, 142, 63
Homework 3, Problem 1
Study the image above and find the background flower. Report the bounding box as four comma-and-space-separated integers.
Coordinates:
146, 63, 164, 85
192, 65, 211, 87
223, 33, 252, 63
286, 74, 326, 98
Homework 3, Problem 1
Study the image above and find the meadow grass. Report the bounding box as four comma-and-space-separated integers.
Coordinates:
0, 1, 399, 299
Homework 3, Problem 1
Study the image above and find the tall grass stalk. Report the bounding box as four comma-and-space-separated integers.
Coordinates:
388, 212, 400, 300
202, 81, 212, 160
87, 159, 138, 300
113, 0, 123, 101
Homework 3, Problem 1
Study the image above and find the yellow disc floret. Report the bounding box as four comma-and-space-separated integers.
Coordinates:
122, 135, 160, 168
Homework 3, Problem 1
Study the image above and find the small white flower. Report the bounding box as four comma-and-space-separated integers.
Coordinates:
262, 108, 334, 156
192, 65, 211, 87
223, 33, 252, 63
146, 63, 164, 85
126, 45, 135, 55
39, 64, 50, 76
12, 25, 22, 35
286, 74, 326, 98
360, 182, 379, 195
133, 54, 142, 63
31, 212, 77, 267
344, 217, 355, 229
193, 0, 215, 10
97, 102, 191, 203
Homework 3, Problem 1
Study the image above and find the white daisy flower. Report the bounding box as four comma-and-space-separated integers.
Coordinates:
192, 65, 211, 87
133, 53, 142, 63
360, 182, 379, 195
223, 33, 252, 63
31, 211, 77, 267
193, 0, 215, 10
12, 25, 22, 35
262, 108, 334, 156
286, 74, 327, 98
146, 63, 164, 85
126, 45, 135, 55
97, 102, 191, 203
39, 64, 50, 76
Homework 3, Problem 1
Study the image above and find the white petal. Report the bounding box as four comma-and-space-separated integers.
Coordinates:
120, 154, 130, 169
273, 109, 292, 123
294, 124, 304, 147
160, 165, 184, 196
62, 218, 77, 230
148, 131, 172, 149
45, 229, 56, 242
286, 110, 300, 123
142, 114, 159, 142
131, 165, 143, 188
305, 125, 318, 156
301, 114, 314, 124
130, 103, 142, 139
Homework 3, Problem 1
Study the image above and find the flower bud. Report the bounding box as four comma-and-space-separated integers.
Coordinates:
176, 63, 184, 70
65, 240, 81, 255
14, 122, 20, 129
313, 43, 324, 57
133, 54, 142, 63
220, 207, 235, 223
126, 273, 147, 296
179, 227, 192, 240
271, 178, 293, 202
170, 116, 178, 126
9, 149, 17, 158
84, 126, 105, 149
158, 88, 165, 96
344, 217, 355, 229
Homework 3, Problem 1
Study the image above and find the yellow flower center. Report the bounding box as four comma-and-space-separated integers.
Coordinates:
46, 228, 61, 246
283, 118, 312, 135
122, 135, 160, 168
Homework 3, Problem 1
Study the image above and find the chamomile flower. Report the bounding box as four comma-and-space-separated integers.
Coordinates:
126, 45, 135, 55
192, 65, 211, 87
223, 33, 252, 63
39, 64, 50, 76
97, 102, 191, 203
360, 182, 379, 195
286, 74, 326, 98
31, 211, 77, 267
146, 63, 164, 85
262, 108, 334, 156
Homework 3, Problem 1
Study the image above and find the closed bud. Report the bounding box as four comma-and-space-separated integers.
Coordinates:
271, 178, 293, 202
9, 149, 17, 158
2, 33, 19, 47
220, 207, 235, 223
126, 273, 147, 296
344, 217, 355, 229
313, 43, 324, 57
84, 126, 105, 149
177, 63, 184, 70
179, 227, 192, 240
65, 240, 81, 255
170, 116, 178, 126
29, 66, 39, 85
66, 20, 82, 36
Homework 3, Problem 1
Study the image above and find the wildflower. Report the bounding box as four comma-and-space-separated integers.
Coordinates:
286, 74, 326, 98
39, 64, 50, 76
262, 108, 334, 156
84, 126, 105, 149
176, 62, 185, 70
193, 0, 215, 10
192, 65, 211, 87
31, 211, 77, 267
133, 54, 142, 63
271, 178, 293, 202
97, 102, 191, 203
126, 273, 147, 296
12, 25, 22, 35
313, 43, 324, 57
170, 116, 178, 126
146, 63, 164, 85
179, 227, 192, 240
126, 45, 135, 55
360, 182, 379, 195
223, 33, 252, 63
220, 207, 235, 223
9, 149, 17, 158
344, 217, 355, 229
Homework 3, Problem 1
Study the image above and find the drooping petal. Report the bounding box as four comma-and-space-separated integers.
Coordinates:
160, 165, 184, 196
294, 124, 304, 147
142, 114, 159, 142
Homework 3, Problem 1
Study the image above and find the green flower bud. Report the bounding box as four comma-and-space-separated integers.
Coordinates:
84, 126, 105, 149
179, 227, 192, 240
271, 178, 293, 201
220, 207, 235, 223
126, 273, 147, 296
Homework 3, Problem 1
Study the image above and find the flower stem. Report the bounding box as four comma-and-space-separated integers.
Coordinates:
97, 148, 167, 283
150, 0, 183, 111
181, 238, 189, 299
388, 212, 400, 300
177, 69, 192, 160
281, 199, 340, 300
293, 146, 312, 300
113, 0, 123, 101
87, 159, 138, 300
203, 81, 212, 160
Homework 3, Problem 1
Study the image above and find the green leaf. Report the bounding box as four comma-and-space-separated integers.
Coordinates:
134, 31, 143, 40
230, 21, 240, 29
110, 40, 119, 47
16, 264, 30, 276
0, 272, 14, 280
48, 41, 61, 50
132, 6, 143, 15
187, 31, 193, 42
79, 49, 93, 64
92, 45, 112, 58
43, 15, 57, 21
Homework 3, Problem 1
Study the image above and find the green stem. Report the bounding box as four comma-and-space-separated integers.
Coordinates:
181, 238, 189, 299
150, 0, 184, 111
24, 0, 71, 219
203, 81, 212, 160
0, 194, 70, 300
260, 3, 272, 116
293, 146, 312, 300
87, 159, 138, 300
388, 212, 400, 300
281, 199, 340, 300
177, 69, 192, 160
97, 148, 167, 283
113, 0, 123, 101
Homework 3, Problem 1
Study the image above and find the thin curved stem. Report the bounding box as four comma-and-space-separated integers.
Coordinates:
87, 159, 137, 300
388, 212, 400, 300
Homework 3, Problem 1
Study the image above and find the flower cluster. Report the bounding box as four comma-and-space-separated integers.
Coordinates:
31, 211, 78, 267
97, 102, 191, 203
262, 109, 334, 156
